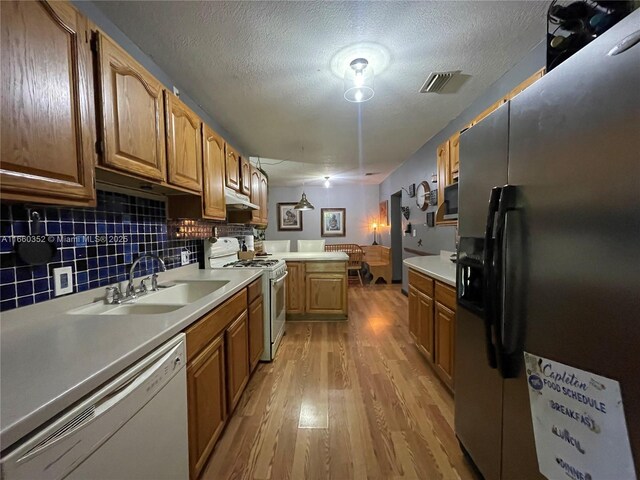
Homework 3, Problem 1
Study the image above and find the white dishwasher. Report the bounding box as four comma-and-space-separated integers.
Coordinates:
1, 334, 189, 480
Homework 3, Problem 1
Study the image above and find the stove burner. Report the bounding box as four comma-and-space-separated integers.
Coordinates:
223, 259, 279, 268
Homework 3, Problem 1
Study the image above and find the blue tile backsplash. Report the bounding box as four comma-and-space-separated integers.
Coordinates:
0, 190, 207, 312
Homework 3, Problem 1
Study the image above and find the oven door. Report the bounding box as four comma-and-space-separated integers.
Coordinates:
270, 271, 288, 355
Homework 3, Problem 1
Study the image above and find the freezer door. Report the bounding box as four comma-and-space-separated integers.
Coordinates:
458, 102, 509, 239
503, 10, 640, 478
454, 307, 504, 480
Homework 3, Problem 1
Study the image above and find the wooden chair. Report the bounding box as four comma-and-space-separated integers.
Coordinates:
325, 243, 364, 285
361, 245, 392, 284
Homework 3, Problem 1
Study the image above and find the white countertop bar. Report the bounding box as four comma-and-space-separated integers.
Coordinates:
271, 252, 349, 261
0, 265, 262, 449
403, 251, 457, 287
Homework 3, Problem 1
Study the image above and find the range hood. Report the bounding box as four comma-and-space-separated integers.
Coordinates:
225, 187, 259, 211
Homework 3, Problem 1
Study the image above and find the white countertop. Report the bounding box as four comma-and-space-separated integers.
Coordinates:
403, 251, 457, 287
0, 265, 262, 449
270, 252, 349, 261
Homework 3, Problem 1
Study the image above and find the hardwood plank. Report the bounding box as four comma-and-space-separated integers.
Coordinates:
202, 285, 479, 480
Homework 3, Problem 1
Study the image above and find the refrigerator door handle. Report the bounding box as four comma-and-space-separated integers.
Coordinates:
492, 184, 518, 378
482, 186, 502, 369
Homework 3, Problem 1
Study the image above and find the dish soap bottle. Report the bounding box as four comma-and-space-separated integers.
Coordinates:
241, 240, 248, 252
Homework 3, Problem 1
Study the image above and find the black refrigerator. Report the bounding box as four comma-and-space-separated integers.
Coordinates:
454, 10, 639, 480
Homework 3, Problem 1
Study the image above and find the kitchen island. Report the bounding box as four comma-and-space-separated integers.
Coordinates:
270, 251, 349, 320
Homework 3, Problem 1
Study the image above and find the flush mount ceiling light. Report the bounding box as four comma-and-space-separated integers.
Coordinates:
324, 176, 331, 188
344, 58, 374, 103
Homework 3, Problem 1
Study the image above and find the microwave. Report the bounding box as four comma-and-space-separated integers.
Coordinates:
443, 182, 458, 220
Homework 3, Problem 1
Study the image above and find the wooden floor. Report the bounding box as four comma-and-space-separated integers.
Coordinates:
202, 285, 479, 480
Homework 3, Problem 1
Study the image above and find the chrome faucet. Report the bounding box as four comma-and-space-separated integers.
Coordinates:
126, 254, 166, 298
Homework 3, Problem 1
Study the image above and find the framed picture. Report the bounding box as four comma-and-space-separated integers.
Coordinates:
277, 203, 303, 231
379, 200, 389, 226
320, 208, 346, 237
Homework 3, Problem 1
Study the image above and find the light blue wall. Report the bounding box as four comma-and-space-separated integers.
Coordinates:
378, 41, 546, 291
72, 1, 246, 154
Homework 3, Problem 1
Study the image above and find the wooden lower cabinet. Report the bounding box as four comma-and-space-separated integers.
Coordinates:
184, 286, 261, 479
225, 311, 249, 413
408, 268, 456, 392
186, 334, 226, 480
248, 295, 264, 371
435, 301, 455, 388
285, 262, 305, 314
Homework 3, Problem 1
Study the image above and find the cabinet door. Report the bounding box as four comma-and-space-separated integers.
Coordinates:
250, 166, 262, 224
187, 334, 226, 480
285, 262, 305, 314
225, 144, 240, 191
408, 286, 420, 342
248, 296, 264, 372
418, 291, 434, 362
240, 156, 251, 196
95, 32, 166, 181
435, 301, 455, 389
225, 311, 249, 412
260, 172, 269, 225
1, 1, 96, 206
305, 273, 348, 315
449, 132, 460, 180
165, 91, 202, 193
202, 124, 226, 220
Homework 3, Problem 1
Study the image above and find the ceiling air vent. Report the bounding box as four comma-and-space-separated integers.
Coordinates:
419, 71, 459, 93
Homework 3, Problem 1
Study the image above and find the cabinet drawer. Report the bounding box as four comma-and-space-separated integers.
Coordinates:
435, 281, 456, 311
247, 278, 262, 304
305, 262, 346, 273
185, 289, 247, 361
408, 269, 434, 296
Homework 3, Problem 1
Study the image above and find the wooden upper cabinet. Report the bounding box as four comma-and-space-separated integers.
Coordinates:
450, 132, 460, 180
1, 1, 96, 206
225, 145, 240, 191
240, 156, 251, 196
93, 31, 166, 181
164, 91, 203, 193
507, 68, 545, 101
202, 125, 226, 220
259, 173, 268, 225
249, 166, 263, 225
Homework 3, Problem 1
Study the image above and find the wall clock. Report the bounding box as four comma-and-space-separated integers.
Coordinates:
416, 181, 430, 211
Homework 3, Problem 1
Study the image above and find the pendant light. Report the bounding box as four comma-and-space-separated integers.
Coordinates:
344, 58, 374, 103
294, 191, 314, 211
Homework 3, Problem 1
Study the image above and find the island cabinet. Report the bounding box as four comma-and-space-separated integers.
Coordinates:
285, 261, 348, 320
1, 0, 96, 206
408, 268, 456, 392
285, 262, 305, 314
164, 91, 203, 193
184, 288, 253, 480
93, 30, 166, 182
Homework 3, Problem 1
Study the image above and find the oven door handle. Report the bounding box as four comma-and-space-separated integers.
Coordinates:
271, 271, 289, 285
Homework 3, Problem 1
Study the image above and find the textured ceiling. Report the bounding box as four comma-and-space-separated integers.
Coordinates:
93, 1, 549, 187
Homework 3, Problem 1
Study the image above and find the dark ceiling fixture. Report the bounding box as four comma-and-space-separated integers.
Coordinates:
547, 0, 636, 72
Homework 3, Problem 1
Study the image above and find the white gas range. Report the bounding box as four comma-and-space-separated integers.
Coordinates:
205, 238, 287, 362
